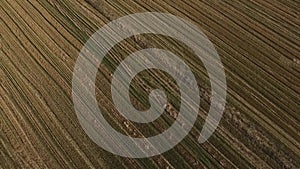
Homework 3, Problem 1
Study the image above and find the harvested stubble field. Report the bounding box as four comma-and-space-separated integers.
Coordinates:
0, 0, 300, 168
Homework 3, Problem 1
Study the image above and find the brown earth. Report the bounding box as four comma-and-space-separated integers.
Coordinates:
0, 0, 299, 168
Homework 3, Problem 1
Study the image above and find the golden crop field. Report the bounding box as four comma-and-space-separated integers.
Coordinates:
0, 0, 299, 168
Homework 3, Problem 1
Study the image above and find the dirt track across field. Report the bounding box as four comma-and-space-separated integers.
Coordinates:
0, 0, 299, 168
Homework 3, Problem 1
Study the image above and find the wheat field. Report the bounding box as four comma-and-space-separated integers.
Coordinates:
0, 0, 299, 168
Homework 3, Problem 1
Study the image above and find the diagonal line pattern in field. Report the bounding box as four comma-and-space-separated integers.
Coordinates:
0, 0, 299, 168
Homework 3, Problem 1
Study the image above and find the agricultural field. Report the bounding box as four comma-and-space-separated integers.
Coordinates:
0, 0, 299, 168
